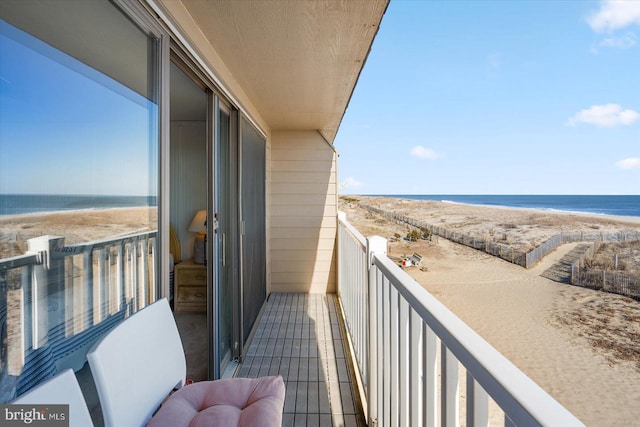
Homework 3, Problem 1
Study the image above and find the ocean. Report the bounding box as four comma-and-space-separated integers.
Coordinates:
375, 195, 640, 218
2, 194, 639, 218
0, 194, 157, 216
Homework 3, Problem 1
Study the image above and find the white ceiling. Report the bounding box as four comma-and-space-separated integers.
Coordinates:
178, 0, 388, 142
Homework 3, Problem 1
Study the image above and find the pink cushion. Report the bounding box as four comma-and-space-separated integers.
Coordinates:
147, 376, 285, 427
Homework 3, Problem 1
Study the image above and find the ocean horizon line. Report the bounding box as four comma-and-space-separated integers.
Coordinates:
0, 194, 157, 216
348, 194, 640, 219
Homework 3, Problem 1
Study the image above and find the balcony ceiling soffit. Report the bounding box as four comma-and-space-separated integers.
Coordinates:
180, 0, 388, 143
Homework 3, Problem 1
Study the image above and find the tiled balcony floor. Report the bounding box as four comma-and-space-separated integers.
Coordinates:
235, 293, 366, 427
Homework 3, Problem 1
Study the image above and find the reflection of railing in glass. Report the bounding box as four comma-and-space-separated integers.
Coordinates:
0, 231, 157, 397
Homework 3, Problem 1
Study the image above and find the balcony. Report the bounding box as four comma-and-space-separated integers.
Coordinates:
230, 212, 584, 426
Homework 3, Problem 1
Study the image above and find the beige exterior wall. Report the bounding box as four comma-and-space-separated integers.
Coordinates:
270, 131, 338, 293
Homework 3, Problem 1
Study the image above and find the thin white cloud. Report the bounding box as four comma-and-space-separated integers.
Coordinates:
410, 145, 443, 159
599, 32, 637, 49
616, 158, 640, 170
566, 104, 640, 128
339, 176, 363, 191
587, 1, 640, 32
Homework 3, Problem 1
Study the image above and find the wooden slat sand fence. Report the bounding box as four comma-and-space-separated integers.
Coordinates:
571, 264, 640, 301
360, 204, 640, 270
360, 204, 530, 268
569, 240, 640, 300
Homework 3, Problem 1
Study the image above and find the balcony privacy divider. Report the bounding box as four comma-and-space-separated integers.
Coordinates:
337, 212, 584, 426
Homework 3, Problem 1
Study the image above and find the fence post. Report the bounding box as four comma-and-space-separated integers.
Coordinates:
27, 236, 66, 349
367, 235, 387, 427
571, 263, 574, 283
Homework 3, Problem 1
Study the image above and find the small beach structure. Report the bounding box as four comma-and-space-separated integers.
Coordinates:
401, 252, 423, 268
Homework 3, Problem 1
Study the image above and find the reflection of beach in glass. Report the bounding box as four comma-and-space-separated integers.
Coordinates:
0, 206, 157, 259
0, 18, 158, 257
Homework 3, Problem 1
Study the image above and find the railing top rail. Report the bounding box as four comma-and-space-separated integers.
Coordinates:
338, 211, 367, 248
0, 230, 157, 268
65, 229, 157, 252
372, 253, 584, 426
0, 253, 41, 271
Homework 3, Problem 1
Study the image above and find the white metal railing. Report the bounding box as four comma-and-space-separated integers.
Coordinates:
337, 212, 584, 426
337, 212, 368, 391
0, 231, 157, 397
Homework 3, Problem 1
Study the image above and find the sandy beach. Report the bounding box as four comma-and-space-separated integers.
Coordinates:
0, 207, 157, 259
341, 196, 640, 425
2, 199, 639, 424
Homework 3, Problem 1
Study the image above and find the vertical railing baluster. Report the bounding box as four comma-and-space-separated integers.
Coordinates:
467, 373, 489, 427
150, 237, 157, 304
382, 276, 391, 426
376, 268, 384, 425
442, 346, 460, 427
117, 242, 125, 312
390, 286, 399, 427
357, 241, 362, 382
139, 239, 148, 308
410, 310, 421, 426
28, 236, 66, 348
64, 256, 75, 337
5, 269, 25, 375
399, 298, 410, 426
95, 248, 106, 324
425, 326, 438, 427
82, 251, 94, 331
23, 266, 33, 351
131, 240, 139, 312
365, 235, 387, 426
107, 248, 117, 315
368, 261, 378, 425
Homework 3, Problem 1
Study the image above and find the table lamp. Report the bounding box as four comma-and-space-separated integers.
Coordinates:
189, 210, 207, 264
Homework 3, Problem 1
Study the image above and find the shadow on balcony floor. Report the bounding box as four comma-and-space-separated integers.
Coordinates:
236, 293, 366, 427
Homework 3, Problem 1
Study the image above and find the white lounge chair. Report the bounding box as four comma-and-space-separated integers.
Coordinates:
87, 298, 284, 427
11, 369, 94, 427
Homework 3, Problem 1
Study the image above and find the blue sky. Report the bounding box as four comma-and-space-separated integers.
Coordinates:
0, 20, 157, 196
334, 0, 640, 195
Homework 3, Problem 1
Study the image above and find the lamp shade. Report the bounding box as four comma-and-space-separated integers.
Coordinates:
188, 210, 207, 233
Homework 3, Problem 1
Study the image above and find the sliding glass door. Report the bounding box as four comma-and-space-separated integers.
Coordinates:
212, 109, 266, 374
215, 102, 239, 375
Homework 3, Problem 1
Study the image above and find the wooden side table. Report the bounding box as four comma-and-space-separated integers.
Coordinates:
174, 259, 207, 312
